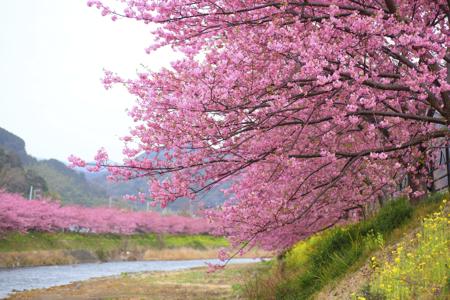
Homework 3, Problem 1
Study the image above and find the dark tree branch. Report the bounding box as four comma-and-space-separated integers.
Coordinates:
289, 129, 449, 159
384, 0, 397, 14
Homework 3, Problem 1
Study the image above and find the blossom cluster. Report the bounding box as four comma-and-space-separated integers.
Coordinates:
85, 0, 450, 254
0, 191, 213, 235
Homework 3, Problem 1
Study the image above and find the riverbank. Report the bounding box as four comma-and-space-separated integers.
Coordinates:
0, 232, 268, 268
7, 262, 269, 300
240, 193, 449, 299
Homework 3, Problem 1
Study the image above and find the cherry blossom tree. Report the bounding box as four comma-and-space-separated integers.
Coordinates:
0, 191, 212, 235
79, 0, 450, 254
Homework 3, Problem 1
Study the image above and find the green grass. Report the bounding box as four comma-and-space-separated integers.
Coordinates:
163, 234, 229, 249
242, 193, 446, 300
0, 232, 228, 253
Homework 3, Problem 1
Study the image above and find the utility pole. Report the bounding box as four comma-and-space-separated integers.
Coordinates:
446, 140, 450, 192
28, 185, 33, 200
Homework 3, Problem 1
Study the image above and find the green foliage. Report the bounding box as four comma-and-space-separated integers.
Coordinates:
359, 197, 413, 236
163, 234, 228, 249
363, 230, 385, 251
243, 194, 445, 300
230, 260, 275, 298
95, 248, 109, 262
277, 198, 413, 299
0, 148, 48, 196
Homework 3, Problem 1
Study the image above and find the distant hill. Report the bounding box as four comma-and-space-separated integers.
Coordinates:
26, 159, 109, 206
0, 148, 47, 196
0, 126, 109, 206
83, 162, 229, 212
0, 126, 228, 211
0, 127, 36, 165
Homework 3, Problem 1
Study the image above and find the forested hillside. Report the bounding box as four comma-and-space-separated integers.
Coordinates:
0, 148, 47, 196
26, 159, 109, 206
0, 127, 109, 206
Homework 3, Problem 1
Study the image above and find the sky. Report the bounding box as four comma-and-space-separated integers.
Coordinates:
0, 1, 176, 162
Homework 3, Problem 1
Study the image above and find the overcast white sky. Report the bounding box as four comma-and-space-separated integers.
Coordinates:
0, 1, 176, 162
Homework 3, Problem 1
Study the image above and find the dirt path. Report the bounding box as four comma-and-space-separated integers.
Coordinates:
7, 263, 265, 300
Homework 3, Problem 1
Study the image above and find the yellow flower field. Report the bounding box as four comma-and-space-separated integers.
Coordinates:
369, 199, 449, 299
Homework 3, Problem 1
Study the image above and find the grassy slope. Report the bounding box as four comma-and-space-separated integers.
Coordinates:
241, 193, 448, 300
363, 198, 449, 299
0, 232, 228, 253
0, 233, 232, 267
0, 232, 272, 268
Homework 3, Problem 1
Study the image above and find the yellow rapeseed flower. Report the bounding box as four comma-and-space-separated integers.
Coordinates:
369, 199, 449, 299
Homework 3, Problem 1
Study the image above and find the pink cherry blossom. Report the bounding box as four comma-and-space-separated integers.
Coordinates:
84, 0, 450, 257
0, 191, 213, 235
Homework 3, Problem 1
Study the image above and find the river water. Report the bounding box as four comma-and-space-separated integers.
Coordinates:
0, 258, 261, 299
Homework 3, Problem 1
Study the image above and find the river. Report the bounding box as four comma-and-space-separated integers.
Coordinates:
0, 258, 261, 299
